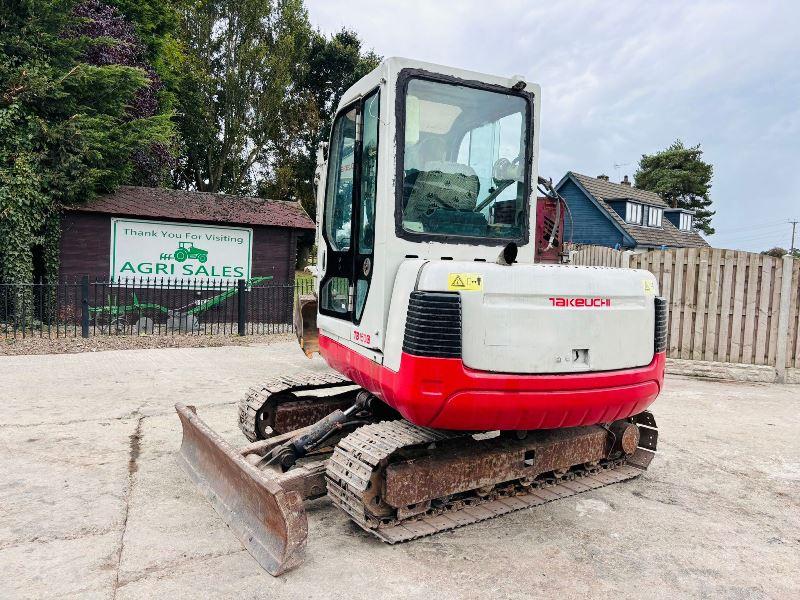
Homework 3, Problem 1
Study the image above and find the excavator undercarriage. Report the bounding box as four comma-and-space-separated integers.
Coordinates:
176, 369, 658, 575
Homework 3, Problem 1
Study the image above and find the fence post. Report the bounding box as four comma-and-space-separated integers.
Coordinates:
237, 279, 247, 336
81, 275, 90, 338
774, 255, 794, 383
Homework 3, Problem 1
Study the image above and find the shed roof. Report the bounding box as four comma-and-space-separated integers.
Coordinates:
64, 186, 315, 230
564, 173, 709, 248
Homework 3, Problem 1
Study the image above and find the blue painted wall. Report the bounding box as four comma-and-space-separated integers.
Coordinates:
558, 179, 630, 248
664, 211, 681, 228
605, 200, 627, 220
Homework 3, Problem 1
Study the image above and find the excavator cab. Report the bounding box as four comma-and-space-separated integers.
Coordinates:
299, 59, 541, 355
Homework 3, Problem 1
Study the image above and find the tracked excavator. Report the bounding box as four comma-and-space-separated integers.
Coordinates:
176, 58, 665, 576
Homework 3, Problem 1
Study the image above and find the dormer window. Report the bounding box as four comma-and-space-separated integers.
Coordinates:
647, 207, 663, 227
625, 202, 642, 225
679, 212, 693, 231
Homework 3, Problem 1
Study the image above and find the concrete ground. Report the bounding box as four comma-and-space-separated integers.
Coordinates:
1, 343, 798, 599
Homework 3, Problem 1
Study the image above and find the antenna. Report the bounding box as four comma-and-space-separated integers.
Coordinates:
613, 162, 630, 183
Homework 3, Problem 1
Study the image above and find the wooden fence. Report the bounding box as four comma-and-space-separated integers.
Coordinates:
567, 245, 629, 268
569, 245, 800, 379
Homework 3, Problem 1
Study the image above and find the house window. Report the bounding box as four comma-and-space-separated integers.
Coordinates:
647, 207, 663, 227
625, 202, 642, 225
679, 212, 693, 231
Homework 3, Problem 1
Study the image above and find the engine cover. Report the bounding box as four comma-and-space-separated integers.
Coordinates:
415, 261, 658, 374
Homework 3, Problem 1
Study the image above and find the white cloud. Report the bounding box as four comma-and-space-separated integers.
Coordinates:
307, 0, 800, 250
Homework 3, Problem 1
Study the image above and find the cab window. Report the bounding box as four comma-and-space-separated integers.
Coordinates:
324, 107, 357, 252
400, 78, 529, 240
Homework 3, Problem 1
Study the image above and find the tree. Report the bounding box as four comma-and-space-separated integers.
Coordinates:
762, 247, 800, 259
634, 140, 715, 235
70, 0, 176, 187
0, 0, 175, 293
259, 28, 380, 217
106, 0, 181, 59
167, 8, 380, 207
168, 0, 312, 195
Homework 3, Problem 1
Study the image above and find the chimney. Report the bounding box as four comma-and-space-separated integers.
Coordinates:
597, 174, 609, 181
621, 175, 631, 186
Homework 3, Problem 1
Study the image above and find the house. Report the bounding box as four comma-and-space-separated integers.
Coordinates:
555, 172, 708, 251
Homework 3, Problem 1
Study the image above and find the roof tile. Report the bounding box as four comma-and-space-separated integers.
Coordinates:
572, 173, 669, 208
64, 186, 316, 230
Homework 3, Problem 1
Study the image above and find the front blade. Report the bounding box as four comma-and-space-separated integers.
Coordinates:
175, 403, 307, 576
293, 292, 319, 357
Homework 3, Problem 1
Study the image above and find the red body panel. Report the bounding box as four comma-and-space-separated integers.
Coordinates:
319, 335, 665, 431
534, 195, 565, 263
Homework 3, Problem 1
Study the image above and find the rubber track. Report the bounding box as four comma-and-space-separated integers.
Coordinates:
326, 415, 657, 543
237, 370, 353, 442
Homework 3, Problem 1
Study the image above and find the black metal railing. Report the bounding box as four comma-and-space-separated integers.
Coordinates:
1, 276, 316, 339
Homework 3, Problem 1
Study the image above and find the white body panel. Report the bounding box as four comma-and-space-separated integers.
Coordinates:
382, 259, 428, 371
414, 261, 657, 373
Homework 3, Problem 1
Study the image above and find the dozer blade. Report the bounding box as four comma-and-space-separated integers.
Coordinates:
175, 402, 308, 576
293, 291, 319, 358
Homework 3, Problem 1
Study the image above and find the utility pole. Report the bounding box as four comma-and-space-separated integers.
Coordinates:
790, 219, 799, 254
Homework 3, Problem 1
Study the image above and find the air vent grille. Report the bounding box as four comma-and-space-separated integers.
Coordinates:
654, 296, 667, 353
402, 291, 462, 358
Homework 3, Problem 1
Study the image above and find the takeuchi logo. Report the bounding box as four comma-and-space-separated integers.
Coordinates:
549, 297, 612, 307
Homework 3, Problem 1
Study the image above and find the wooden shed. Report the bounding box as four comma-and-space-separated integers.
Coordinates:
59, 186, 315, 284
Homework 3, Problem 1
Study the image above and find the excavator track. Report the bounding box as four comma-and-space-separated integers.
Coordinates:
238, 370, 355, 442
326, 412, 657, 543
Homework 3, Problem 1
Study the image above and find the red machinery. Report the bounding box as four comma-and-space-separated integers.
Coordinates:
535, 195, 567, 263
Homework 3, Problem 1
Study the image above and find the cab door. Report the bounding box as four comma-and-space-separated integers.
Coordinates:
319, 89, 380, 328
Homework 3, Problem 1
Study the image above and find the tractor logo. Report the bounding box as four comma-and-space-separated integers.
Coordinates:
162, 242, 209, 263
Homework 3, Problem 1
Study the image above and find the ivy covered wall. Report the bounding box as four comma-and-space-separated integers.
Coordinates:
0, 0, 175, 297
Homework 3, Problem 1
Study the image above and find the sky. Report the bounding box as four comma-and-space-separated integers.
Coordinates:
306, 0, 800, 252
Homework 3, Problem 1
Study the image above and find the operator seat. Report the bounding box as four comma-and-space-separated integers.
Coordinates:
404, 162, 480, 222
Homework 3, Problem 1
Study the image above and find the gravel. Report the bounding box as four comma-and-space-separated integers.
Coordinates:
0, 332, 295, 356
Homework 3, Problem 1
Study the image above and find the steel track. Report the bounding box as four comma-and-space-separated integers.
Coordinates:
326, 415, 657, 543
238, 370, 354, 441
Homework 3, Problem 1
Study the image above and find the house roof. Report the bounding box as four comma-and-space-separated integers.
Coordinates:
563, 172, 709, 248
571, 173, 669, 208
64, 186, 316, 230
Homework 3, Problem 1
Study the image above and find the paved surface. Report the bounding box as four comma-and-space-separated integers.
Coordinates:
1, 343, 798, 599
